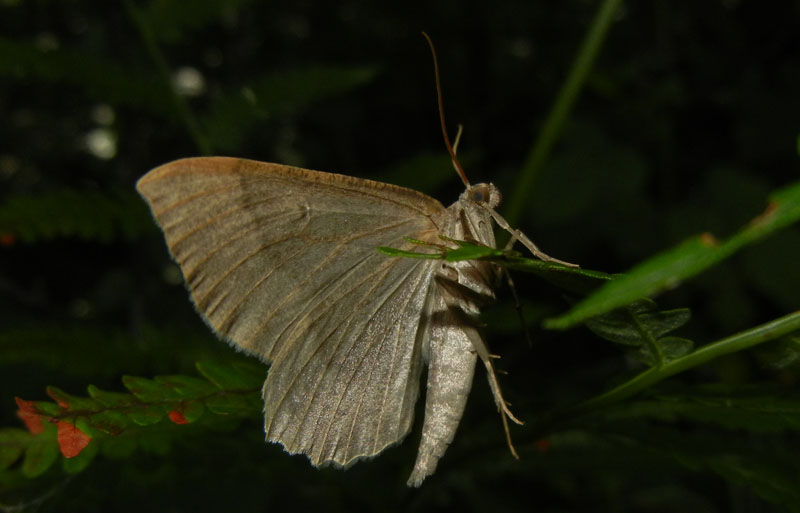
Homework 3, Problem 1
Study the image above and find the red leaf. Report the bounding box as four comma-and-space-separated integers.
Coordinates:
46, 388, 70, 409
535, 438, 551, 453
57, 421, 91, 458
168, 410, 189, 425
0, 233, 15, 247
15, 397, 44, 434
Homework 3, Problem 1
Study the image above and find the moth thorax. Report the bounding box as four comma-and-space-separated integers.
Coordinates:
463, 183, 501, 208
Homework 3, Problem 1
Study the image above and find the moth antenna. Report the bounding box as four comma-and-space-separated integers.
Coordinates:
450, 124, 465, 175
453, 124, 464, 155
422, 31, 470, 188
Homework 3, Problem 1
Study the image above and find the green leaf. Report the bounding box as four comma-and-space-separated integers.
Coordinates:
546, 179, 800, 329
46, 386, 102, 411
204, 393, 261, 416
196, 360, 264, 390
87, 385, 138, 408
179, 400, 206, 423
8, 365, 265, 480
21, 424, 58, 478
587, 301, 690, 345
757, 335, 800, 369
657, 337, 694, 362
32, 400, 63, 417
126, 404, 169, 426
153, 375, 218, 398
0, 428, 30, 470
122, 376, 183, 402
376, 246, 443, 259
87, 411, 130, 435
74, 417, 99, 439
575, 311, 800, 411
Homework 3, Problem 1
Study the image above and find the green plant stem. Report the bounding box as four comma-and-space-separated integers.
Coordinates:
123, 0, 211, 155
575, 310, 800, 412
504, 0, 623, 226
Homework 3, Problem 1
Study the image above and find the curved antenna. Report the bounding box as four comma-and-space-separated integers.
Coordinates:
421, 32, 470, 188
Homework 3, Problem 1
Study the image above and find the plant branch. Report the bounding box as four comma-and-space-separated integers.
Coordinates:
575, 310, 800, 412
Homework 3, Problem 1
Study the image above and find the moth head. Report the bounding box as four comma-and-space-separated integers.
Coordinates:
463, 183, 501, 208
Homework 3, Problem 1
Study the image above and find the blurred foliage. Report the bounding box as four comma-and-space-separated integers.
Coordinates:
1, 0, 799, 512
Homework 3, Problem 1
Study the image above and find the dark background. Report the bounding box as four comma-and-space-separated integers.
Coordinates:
1, 1, 799, 511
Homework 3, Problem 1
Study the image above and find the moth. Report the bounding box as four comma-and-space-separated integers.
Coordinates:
136, 35, 570, 486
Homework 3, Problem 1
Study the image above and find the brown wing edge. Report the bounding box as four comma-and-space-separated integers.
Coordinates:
136, 156, 446, 219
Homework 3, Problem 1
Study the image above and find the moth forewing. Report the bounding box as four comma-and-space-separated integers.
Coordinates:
137, 157, 528, 487
138, 157, 444, 467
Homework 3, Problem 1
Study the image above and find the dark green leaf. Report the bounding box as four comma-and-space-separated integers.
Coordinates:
196, 360, 263, 390
88, 410, 130, 435
32, 400, 63, 417
586, 300, 690, 346
180, 400, 206, 423
87, 385, 138, 408
657, 337, 694, 361
46, 386, 102, 412
0, 428, 30, 470
122, 376, 182, 402
204, 392, 261, 416
547, 179, 800, 329
757, 335, 800, 369
153, 374, 218, 398
585, 300, 692, 365
126, 404, 169, 426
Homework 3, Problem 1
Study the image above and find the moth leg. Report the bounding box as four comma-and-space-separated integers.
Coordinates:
483, 205, 578, 267
462, 326, 523, 460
